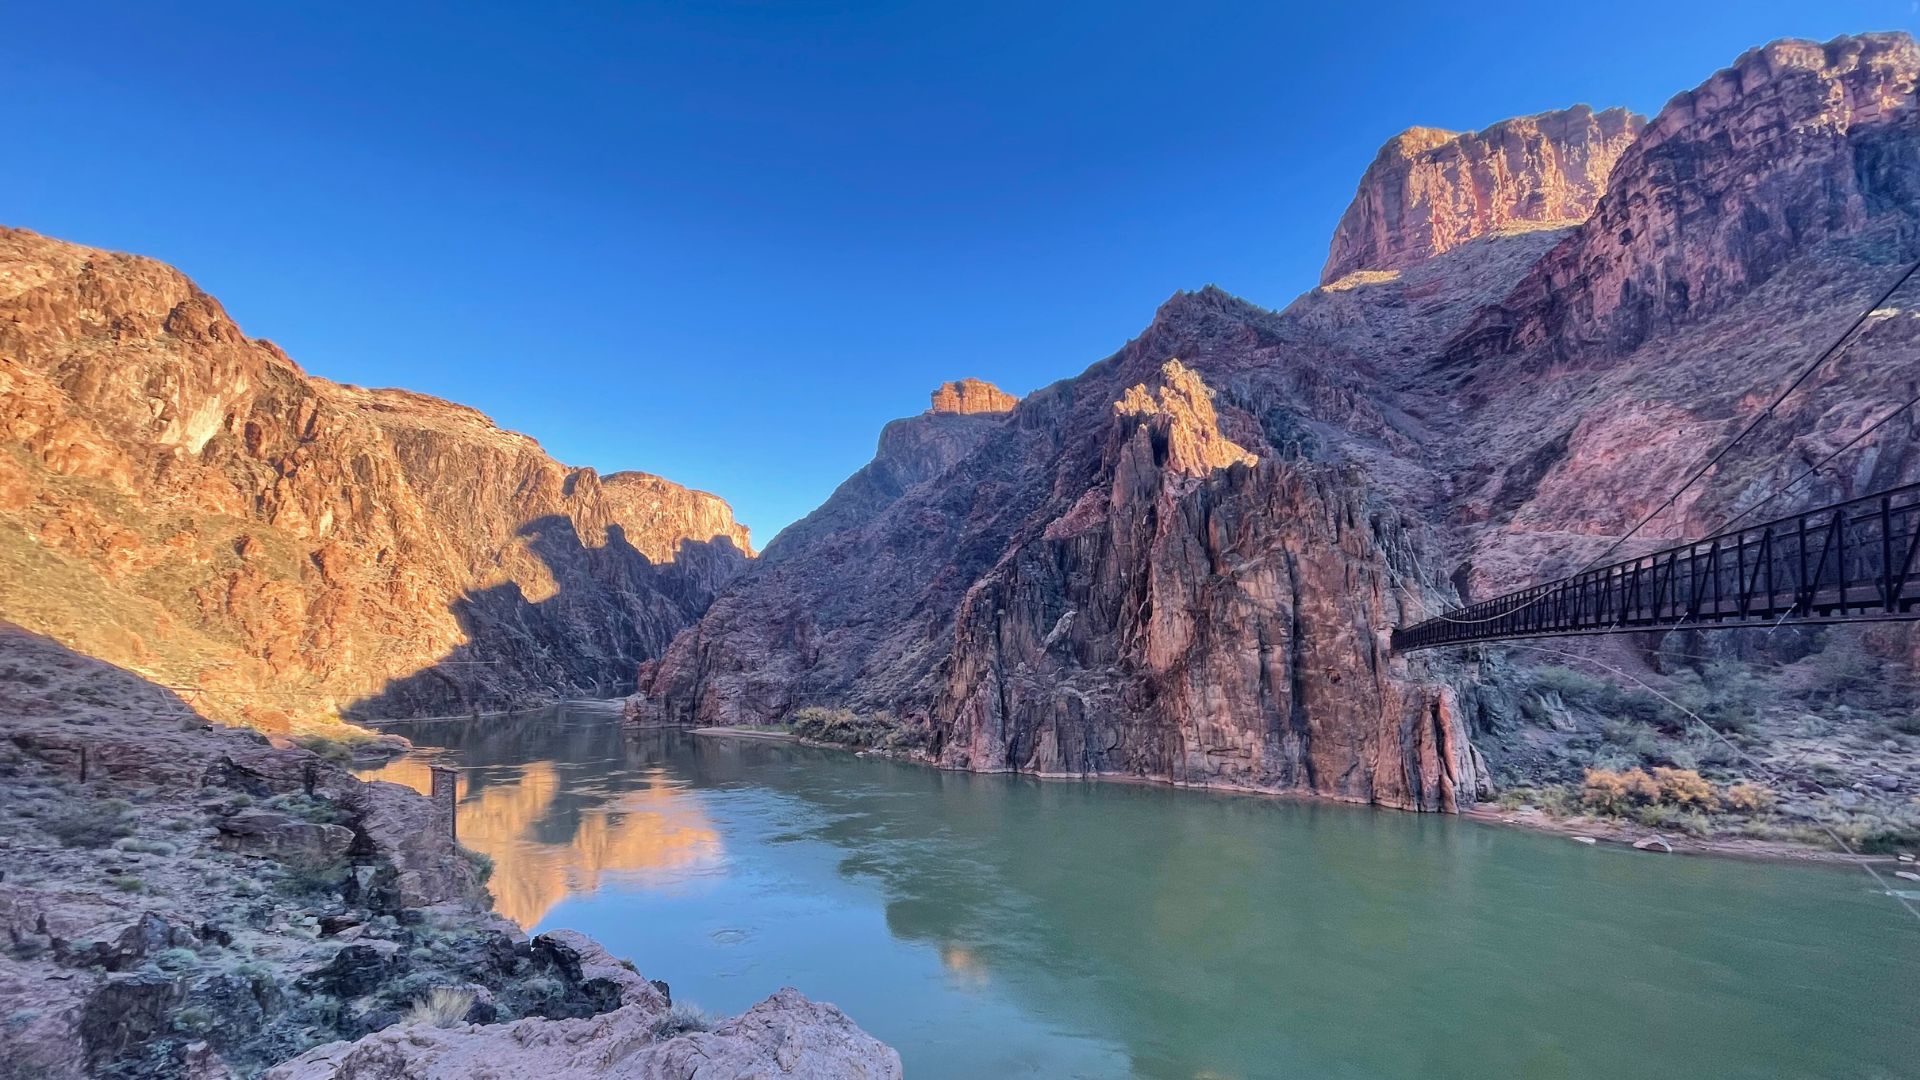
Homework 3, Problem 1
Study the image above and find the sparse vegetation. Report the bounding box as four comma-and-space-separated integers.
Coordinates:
295, 736, 357, 765
460, 846, 495, 886
41, 797, 134, 848
791, 706, 927, 752
1723, 782, 1776, 813
649, 1003, 713, 1041
404, 987, 476, 1028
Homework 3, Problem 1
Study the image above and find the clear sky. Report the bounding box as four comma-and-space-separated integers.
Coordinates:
4, 2, 1912, 541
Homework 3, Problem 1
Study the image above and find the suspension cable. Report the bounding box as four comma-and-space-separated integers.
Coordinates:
1426, 256, 1920, 626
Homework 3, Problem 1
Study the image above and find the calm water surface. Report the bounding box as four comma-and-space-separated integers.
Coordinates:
362, 706, 1917, 1080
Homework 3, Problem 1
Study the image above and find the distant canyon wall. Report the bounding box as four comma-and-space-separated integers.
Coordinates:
0, 227, 750, 729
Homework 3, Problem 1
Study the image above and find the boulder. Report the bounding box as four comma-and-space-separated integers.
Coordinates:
215, 809, 354, 867
265, 988, 902, 1080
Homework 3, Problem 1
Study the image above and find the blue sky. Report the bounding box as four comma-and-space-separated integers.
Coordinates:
4, 2, 1911, 541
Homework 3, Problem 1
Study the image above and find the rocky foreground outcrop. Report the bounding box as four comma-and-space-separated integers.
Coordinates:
0, 230, 751, 730
267, 987, 900, 1080
0, 622, 894, 1078
634, 33, 1920, 829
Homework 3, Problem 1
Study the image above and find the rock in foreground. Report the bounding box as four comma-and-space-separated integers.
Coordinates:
267, 988, 903, 1080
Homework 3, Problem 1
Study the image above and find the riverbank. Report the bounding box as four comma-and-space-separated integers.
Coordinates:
652, 716, 1916, 868
0, 624, 899, 1078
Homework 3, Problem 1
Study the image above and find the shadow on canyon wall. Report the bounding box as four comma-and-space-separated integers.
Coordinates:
343, 515, 745, 721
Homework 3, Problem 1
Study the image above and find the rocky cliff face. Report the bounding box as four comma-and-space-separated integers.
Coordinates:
637, 33, 1920, 823
1321, 105, 1644, 284
1465, 33, 1920, 360
638, 293, 1487, 810
0, 228, 750, 730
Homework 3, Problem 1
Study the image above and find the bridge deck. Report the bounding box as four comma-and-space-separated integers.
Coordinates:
1392, 482, 1920, 651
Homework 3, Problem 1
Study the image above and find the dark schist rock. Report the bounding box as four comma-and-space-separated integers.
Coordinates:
637, 32, 1920, 822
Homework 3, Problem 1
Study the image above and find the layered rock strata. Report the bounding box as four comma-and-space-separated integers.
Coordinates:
0, 227, 751, 729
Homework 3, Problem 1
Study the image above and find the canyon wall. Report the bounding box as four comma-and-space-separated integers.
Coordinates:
1321, 105, 1643, 284
0, 228, 750, 730
637, 32, 1920, 816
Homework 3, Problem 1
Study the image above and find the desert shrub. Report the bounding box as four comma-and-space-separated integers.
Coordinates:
1630, 804, 1713, 836
277, 858, 350, 897
1723, 782, 1776, 814
1650, 767, 1719, 809
171, 1006, 215, 1036
1581, 768, 1658, 813
109, 875, 145, 893
42, 799, 134, 848
460, 846, 495, 886
266, 793, 349, 825
1855, 828, 1920, 855
1885, 713, 1920, 737
649, 1003, 712, 1041
404, 987, 476, 1028
154, 947, 201, 971
295, 736, 356, 765
116, 837, 177, 856
790, 707, 923, 751
1671, 662, 1761, 733
1533, 667, 1676, 728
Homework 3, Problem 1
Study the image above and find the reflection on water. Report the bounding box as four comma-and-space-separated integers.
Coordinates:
368, 707, 1919, 1080
359, 707, 722, 925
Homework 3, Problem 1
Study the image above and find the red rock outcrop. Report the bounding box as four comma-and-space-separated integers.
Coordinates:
0, 228, 751, 729
929, 377, 1018, 415
1321, 106, 1644, 284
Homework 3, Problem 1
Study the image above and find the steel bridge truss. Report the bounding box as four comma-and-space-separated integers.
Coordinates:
1392, 482, 1920, 651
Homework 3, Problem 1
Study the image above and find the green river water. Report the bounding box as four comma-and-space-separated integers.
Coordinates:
362, 706, 1917, 1080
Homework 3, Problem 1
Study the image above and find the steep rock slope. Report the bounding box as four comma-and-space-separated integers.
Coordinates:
758, 380, 1017, 563
0, 228, 751, 729
640, 33, 1920, 821
1321, 105, 1643, 284
639, 293, 1487, 810
1427, 32, 1920, 585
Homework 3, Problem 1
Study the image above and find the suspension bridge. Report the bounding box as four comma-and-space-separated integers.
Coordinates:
1392, 481, 1920, 651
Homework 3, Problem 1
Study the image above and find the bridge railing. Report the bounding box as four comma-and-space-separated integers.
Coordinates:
1392, 481, 1920, 650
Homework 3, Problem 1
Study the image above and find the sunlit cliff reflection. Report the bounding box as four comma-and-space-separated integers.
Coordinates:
360, 753, 723, 927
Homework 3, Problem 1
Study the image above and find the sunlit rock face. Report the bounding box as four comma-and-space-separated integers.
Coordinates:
0, 227, 750, 730
1321, 105, 1644, 285
929, 377, 1018, 415
641, 32, 1920, 812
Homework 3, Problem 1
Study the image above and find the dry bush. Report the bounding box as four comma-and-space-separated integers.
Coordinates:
1581, 768, 1658, 813
1651, 767, 1719, 810
404, 987, 475, 1028
1723, 782, 1776, 814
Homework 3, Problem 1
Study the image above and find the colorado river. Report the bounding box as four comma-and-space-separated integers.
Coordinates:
361, 706, 1916, 1079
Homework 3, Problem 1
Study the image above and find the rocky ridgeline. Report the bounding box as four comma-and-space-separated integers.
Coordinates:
632, 33, 1920, 837
1321, 105, 1644, 284
0, 231, 752, 732
1462, 33, 1920, 361
0, 622, 897, 1079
